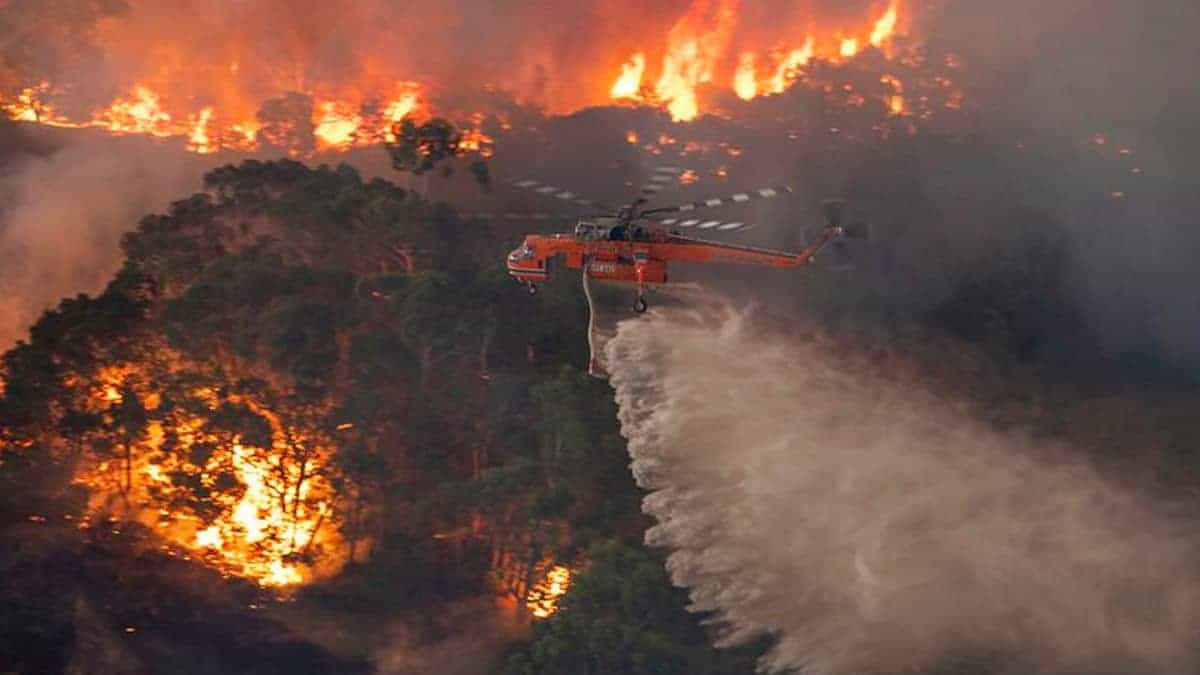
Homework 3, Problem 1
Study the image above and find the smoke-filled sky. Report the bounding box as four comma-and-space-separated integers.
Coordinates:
1, 0, 1198, 355
0, 130, 216, 347
929, 0, 1200, 132
0, 1, 1199, 671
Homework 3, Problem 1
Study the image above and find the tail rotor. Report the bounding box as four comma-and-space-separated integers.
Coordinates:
810, 199, 870, 272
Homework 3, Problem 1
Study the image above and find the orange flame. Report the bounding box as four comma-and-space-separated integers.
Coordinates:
769, 38, 815, 94
733, 53, 758, 101
653, 0, 739, 121
610, 53, 646, 99
313, 101, 363, 150
526, 565, 572, 618
0, 80, 434, 157
881, 74, 907, 115
98, 86, 174, 137
870, 2, 900, 47
608, 1, 907, 118
74, 362, 349, 588
2, 1, 913, 146
187, 107, 215, 154
459, 128, 495, 158
384, 91, 420, 125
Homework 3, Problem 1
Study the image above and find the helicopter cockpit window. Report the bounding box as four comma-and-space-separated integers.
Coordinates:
574, 221, 608, 241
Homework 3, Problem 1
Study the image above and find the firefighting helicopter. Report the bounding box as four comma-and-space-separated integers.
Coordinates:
504, 166, 851, 313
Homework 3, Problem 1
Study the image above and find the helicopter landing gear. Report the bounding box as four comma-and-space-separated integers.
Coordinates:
633, 261, 649, 314
527, 283, 539, 295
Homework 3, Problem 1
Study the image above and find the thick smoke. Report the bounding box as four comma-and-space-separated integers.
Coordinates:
0, 133, 215, 347
371, 598, 527, 675
928, 0, 1200, 133
606, 300, 1200, 674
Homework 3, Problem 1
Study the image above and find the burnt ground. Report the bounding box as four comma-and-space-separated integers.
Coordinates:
0, 510, 369, 675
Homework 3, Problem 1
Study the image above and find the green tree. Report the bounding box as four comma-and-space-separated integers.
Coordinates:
387, 117, 491, 190
499, 542, 773, 675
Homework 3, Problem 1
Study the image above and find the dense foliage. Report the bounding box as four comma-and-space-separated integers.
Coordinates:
0, 158, 765, 673
500, 542, 778, 675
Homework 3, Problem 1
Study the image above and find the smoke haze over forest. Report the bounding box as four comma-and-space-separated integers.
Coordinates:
1, 2, 1200, 673
2, 0, 1198, 361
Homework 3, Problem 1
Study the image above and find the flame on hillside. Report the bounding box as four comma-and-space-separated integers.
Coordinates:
611, 53, 647, 99
72, 361, 349, 588
610, 0, 906, 120
1, 80, 432, 155
0, 1, 917, 146
526, 565, 572, 619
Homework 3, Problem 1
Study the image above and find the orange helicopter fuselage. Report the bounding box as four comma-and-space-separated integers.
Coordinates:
506, 221, 842, 288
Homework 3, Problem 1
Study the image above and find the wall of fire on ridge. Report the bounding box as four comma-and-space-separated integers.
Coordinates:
0, 0, 916, 153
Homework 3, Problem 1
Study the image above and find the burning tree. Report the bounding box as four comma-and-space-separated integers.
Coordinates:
386, 117, 492, 194
0, 159, 639, 605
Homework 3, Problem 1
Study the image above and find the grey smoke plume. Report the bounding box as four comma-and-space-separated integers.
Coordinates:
606, 299, 1200, 674
371, 598, 527, 675
0, 134, 215, 347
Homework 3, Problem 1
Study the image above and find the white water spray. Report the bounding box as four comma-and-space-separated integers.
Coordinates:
605, 300, 1200, 674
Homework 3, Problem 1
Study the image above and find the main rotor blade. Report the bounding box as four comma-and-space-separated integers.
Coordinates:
509, 178, 615, 214
464, 211, 560, 222
655, 217, 756, 233
640, 165, 683, 196
642, 185, 794, 217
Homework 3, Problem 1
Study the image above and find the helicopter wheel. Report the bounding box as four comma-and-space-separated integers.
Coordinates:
633, 296, 648, 314
527, 283, 539, 295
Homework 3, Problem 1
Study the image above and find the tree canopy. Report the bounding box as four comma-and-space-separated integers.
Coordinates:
0, 158, 756, 673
